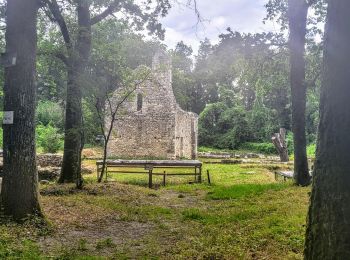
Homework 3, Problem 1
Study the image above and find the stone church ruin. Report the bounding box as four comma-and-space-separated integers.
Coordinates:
107, 52, 198, 159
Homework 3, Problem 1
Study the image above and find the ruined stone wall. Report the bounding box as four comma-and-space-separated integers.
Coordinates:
107, 51, 198, 159
174, 108, 198, 159
107, 113, 176, 159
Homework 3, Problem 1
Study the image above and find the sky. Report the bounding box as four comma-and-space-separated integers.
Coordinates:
160, 0, 277, 53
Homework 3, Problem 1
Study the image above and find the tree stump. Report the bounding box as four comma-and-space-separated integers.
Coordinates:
272, 128, 289, 162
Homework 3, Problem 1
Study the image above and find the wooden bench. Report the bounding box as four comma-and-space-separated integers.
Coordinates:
96, 160, 202, 188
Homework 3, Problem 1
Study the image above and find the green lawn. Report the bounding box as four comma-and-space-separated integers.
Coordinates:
0, 159, 310, 259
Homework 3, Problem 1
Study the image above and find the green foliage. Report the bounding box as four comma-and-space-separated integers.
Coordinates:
0, 127, 3, 148
199, 103, 250, 149
307, 144, 316, 157
286, 132, 294, 154
239, 142, 277, 155
36, 124, 64, 153
36, 100, 64, 129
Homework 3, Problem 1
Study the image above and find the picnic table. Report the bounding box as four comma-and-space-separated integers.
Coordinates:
96, 159, 202, 188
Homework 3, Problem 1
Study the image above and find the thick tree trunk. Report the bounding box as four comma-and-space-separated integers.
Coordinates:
288, 0, 311, 186
59, 67, 83, 184
59, 2, 91, 186
305, 1, 350, 258
1, 0, 42, 219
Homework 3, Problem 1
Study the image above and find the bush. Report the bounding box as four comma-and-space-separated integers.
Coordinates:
239, 142, 277, 155
307, 143, 316, 157
36, 124, 63, 153
36, 101, 64, 129
0, 127, 3, 148
286, 132, 294, 154
199, 103, 250, 149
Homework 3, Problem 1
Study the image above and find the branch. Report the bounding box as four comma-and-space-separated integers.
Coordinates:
91, 1, 122, 25
95, 98, 107, 141
42, 0, 72, 49
111, 71, 152, 118
37, 51, 69, 66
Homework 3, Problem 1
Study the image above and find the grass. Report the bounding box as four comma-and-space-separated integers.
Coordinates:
206, 183, 289, 200
0, 156, 310, 259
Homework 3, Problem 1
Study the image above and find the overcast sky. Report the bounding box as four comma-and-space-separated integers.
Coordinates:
160, 0, 277, 53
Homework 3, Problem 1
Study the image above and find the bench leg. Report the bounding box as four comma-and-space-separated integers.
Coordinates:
149, 170, 153, 188
163, 171, 166, 186
198, 167, 202, 183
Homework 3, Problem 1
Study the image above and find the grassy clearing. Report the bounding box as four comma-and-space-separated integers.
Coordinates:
0, 158, 310, 259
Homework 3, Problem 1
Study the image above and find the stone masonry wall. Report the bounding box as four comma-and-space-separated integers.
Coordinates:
107, 113, 176, 159
175, 109, 198, 159
107, 51, 198, 159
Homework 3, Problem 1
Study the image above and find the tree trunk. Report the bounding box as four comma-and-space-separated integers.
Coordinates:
1, 0, 42, 219
305, 1, 350, 258
288, 0, 311, 186
272, 128, 289, 162
59, 1, 91, 187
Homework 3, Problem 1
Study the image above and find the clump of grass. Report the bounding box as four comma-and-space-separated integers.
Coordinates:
77, 238, 88, 251
182, 209, 205, 221
207, 183, 289, 200
96, 238, 115, 250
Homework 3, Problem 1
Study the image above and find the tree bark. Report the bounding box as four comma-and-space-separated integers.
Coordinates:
272, 128, 289, 162
288, 0, 311, 186
1, 0, 42, 219
305, 1, 350, 258
59, 1, 91, 186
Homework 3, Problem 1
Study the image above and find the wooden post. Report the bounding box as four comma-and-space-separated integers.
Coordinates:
194, 167, 197, 182
163, 171, 166, 186
272, 128, 289, 162
105, 165, 108, 182
149, 169, 153, 188
207, 170, 211, 185
198, 166, 202, 183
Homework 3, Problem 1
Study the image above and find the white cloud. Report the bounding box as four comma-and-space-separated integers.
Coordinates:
161, 0, 275, 53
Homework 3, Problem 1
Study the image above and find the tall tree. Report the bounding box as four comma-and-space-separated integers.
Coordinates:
305, 1, 350, 258
288, 0, 311, 186
1, 0, 42, 219
42, 0, 170, 186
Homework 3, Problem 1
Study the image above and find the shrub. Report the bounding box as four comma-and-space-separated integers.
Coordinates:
286, 132, 294, 154
307, 143, 316, 157
239, 142, 277, 155
199, 103, 250, 149
36, 101, 64, 129
36, 124, 63, 153
0, 127, 3, 148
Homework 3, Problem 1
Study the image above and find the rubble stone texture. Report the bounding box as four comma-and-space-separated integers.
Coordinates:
107, 52, 198, 159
